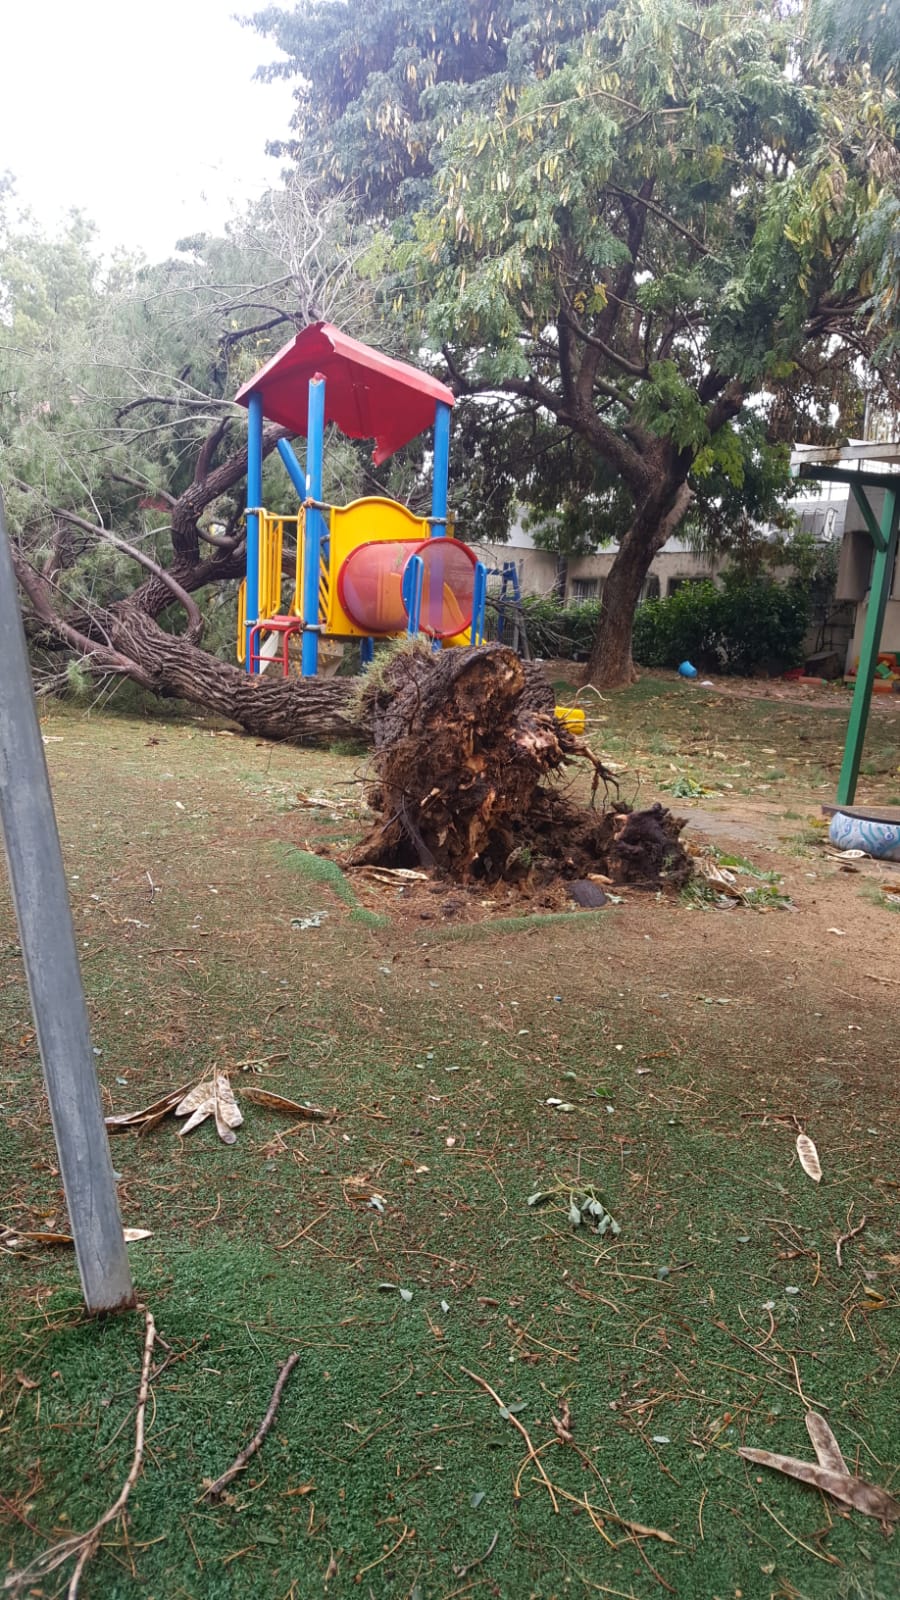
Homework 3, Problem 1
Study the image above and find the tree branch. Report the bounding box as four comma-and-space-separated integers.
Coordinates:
50, 509, 204, 643
193, 418, 231, 486
9, 546, 155, 687
559, 297, 647, 383
608, 184, 720, 259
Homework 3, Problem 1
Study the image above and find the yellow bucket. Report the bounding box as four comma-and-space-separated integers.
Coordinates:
555, 705, 585, 735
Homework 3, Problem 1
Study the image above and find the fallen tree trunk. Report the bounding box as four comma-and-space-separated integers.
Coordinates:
99, 612, 558, 745
347, 643, 692, 888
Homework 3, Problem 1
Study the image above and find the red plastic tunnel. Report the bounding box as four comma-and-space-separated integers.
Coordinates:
337, 538, 477, 639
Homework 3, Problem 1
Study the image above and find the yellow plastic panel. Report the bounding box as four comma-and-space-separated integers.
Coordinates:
324, 498, 430, 637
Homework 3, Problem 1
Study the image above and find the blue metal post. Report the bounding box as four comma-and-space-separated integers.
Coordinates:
402, 554, 424, 635
428, 401, 452, 648
472, 561, 488, 645
245, 390, 264, 672
276, 438, 307, 500
302, 375, 326, 677
431, 402, 451, 536
360, 637, 375, 667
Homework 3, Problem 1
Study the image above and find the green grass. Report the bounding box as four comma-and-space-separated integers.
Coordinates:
3, 1011, 897, 1599
1, 697, 899, 1600
275, 843, 389, 927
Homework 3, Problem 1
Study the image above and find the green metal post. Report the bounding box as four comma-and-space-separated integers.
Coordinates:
836, 486, 899, 806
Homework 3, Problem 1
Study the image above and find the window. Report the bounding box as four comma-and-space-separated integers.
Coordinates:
666, 575, 704, 596
643, 575, 661, 601
571, 578, 598, 603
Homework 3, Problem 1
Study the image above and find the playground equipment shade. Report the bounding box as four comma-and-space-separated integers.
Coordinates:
234, 322, 455, 465
338, 538, 477, 639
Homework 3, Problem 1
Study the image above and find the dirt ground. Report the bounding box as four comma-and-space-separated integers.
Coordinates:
0, 671, 897, 1600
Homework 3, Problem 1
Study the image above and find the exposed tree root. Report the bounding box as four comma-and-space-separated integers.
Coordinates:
346, 644, 692, 890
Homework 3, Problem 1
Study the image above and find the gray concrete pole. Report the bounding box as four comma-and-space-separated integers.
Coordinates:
0, 496, 135, 1313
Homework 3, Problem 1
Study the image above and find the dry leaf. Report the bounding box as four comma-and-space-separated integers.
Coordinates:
796, 1132, 822, 1183
213, 1073, 243, 1145
739, 1447, 899, 1522
0, 1226, 76, 1251
176, 1079, 218, 1136
243, 1087, 335, 1123
354, 865, 429, 883
551, 1399, 573, 1443
806, 1412, 849, 1476
1, 1224, 151, 1252
176, 1074, 242, 1143
105, 1081, 194, 1134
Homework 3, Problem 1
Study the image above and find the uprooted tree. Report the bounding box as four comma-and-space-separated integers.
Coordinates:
0, 180, 407, 743
348, 642, 693, 889
0, 188, 692, 892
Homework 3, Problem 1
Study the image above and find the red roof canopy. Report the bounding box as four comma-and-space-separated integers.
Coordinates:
234, 322, 454, 465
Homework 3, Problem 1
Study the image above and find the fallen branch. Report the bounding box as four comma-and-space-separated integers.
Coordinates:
202, 1352, 301, 1500
3, 1308, 156, 1599
462, 1367, 559, 1512
835, 1210, 867, 1268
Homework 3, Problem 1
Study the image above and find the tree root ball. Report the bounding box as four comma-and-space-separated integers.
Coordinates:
346, 643, 693, 890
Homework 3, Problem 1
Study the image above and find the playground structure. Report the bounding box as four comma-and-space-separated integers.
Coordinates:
234, 323, 487, 676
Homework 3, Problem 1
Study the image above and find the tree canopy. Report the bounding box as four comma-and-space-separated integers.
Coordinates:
253, 0, 900, 682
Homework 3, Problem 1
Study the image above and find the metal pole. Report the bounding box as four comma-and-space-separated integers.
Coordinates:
836, 486, 900, 806
302, 375, 326, 677
245, 390, 264, 673
431, 402, 451, 535
276, 438, 307, 499
0, 497, 135, 1314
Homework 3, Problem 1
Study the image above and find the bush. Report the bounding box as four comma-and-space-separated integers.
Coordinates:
519, 596, 601, 658
632, 574, 810, 675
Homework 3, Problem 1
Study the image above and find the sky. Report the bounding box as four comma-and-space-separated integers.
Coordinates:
2, 0, 297, 259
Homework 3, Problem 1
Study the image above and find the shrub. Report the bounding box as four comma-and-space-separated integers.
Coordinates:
632, 574, 809, 675
519, 596, 601, 658
632, 581, 720, 669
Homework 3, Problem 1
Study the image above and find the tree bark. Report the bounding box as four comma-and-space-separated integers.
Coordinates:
102, 605, 366, 742
584, 480, 694, 688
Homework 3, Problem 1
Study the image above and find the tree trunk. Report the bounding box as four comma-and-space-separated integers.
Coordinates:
584, 480, 694, 688
109, 607, 365, 741
93, 610, 556, 746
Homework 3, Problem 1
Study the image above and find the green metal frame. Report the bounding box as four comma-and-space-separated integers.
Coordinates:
835, 484, 899, 805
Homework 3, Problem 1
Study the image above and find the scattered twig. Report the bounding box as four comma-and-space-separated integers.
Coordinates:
202, 1352, 300, 1500
275, 1211, 331, 1252
354, 1524, 413, 1580
760, 1501, 841, 1565
3, 1308, 156, 1599
462, 1367, 559, 1512
453, 1530, 499, 1578
836, 1210, 867, 1268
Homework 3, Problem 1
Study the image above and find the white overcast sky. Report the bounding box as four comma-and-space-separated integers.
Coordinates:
2, 0, 296, 258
